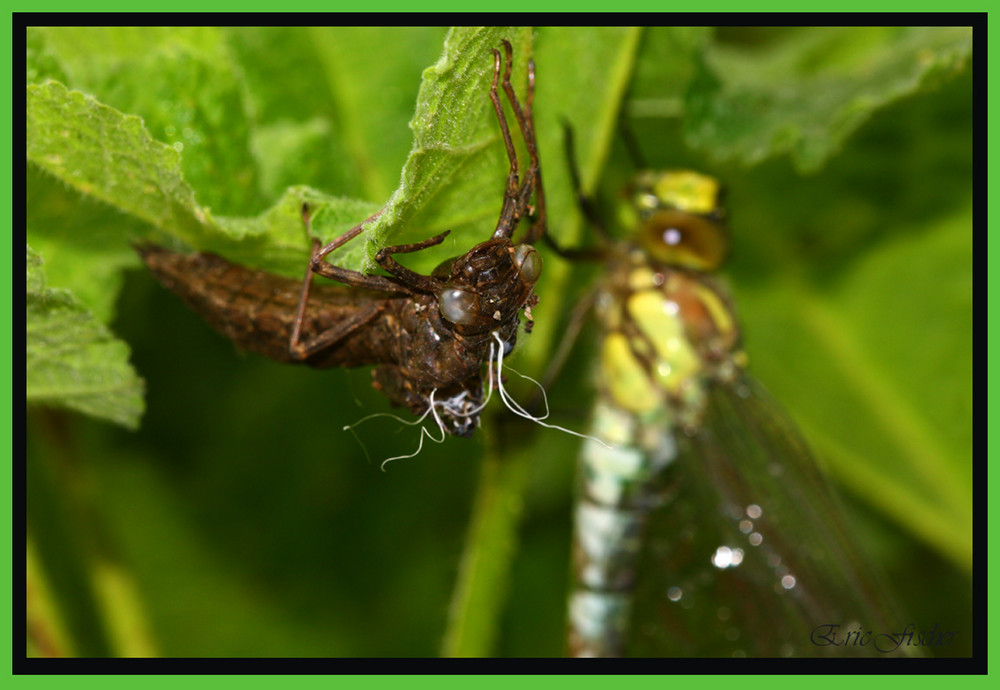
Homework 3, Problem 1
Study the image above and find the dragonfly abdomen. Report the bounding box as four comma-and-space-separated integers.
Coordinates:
569, 398, 679, 657
138, 245, 404, 368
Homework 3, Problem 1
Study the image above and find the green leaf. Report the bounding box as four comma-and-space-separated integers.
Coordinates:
33, 27, 262, 215
26, 27, 69, 85
735, 204, 972, 570
26, 245, 145, 429
27, 80, 214, 245
25, 79, 378, 282
211, 188, 381, 277
228, 27, 448, 203
24, 28, 535, 287
724, 66, 973, 571
627, 26, 713, 118
26, 165, 146, 323
683, 27, 972, 171
353, 27, 530, 273
827, 204, 972, 567
517, 26, 643, 376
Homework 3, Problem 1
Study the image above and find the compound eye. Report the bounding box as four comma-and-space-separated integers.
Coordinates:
439, 288, 480, 325
640, 209, 727, 271
511, 244, 542, 284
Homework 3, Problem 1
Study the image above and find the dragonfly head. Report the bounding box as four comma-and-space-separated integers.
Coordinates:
430, 384, 484, 438
622, 170, 729, 272
371, 366, 484, 438
435, 238, 541, 334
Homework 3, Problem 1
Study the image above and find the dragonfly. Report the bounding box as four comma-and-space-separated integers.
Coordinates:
557, 165, 915, 657
140, 40, 545, 439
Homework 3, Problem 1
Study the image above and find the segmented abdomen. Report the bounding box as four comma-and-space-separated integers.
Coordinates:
138, 245, 400, 368
568, 257, 740, 657
569, 399, 678, 657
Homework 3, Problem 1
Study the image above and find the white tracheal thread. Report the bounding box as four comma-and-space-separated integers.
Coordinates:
344, 389, 450, 471
489, 331, 613, 449
377, 390, 451, 470
344, 342, 498, 470
345, 331, 612, 468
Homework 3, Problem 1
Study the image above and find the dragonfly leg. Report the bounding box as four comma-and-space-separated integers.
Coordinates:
489, 43, 519, 217
489, 40, 547, 245
561, 119, 611, 242
617, 118, 648, 171
290, 204, 405, 359
535, 122, 609, 262
542, 234, 607, 262
289, 300, 386, 361
373, 230, 451, 294
301, 205, 403, 292
524, 284, 600, 415
498, 40, 547, 245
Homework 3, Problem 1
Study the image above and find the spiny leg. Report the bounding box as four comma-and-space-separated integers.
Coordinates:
498, 39, 534, 171
290, 204, 400, 360
304, 206, 401, 291
561, 119, 610, 242
373, 230, 452, 294
290, 300, 387, 361
525, 283, 600, 415
618, 118, 648, 171
497, 39, 547, 245
539, 121, 611, 261
290, 231, 321, 354
489, 44, 522, 239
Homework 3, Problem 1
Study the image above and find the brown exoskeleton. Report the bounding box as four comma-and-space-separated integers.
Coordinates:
140, 40, 545, 438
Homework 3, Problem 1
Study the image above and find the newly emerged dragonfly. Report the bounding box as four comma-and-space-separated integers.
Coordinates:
140, 41, 545, 439
561, 168, 913, 657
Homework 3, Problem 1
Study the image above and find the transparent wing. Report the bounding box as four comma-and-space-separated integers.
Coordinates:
627, 375, 913, 657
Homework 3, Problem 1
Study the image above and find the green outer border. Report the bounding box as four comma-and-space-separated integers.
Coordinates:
14, 7, 985, 684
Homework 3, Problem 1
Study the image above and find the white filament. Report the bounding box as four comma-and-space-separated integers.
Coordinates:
345, 343, 498, 469
448, 341, 496, 418
344, 390, 448, 471
344, 331, 611, 470
490, 331, 612, 449
377, 390, 449, 470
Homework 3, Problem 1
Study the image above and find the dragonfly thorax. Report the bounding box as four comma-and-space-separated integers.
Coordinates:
596, 255, 742, 429
435, 238, 540, 335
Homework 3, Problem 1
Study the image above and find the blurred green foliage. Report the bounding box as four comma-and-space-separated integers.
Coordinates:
25, 26, 971, 657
